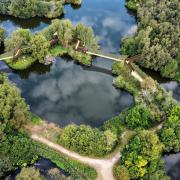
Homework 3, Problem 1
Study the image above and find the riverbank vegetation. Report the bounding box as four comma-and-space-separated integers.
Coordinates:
124, 0, 180, 82
59, 124, 117, 157
3, 19, 98, 70
0, 27, 5, 48
112, 61, 177, 124
0, 0, 82, 19
125, 0, 140, 11
0, 73, 97, 179
0, 73, 38, 178
158, 105, 180, 153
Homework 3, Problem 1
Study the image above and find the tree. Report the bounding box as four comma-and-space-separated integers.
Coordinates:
159, 106, 180, 152
8, 0, 37, 18
16, 167, 44, 180
0, 74, 30, 127
59, 124, 117, 156
30, 34, 50, 63
122, 0, 180, 81
114, 165, 130, 180
125, 105, 151, 129
74, 23, 99, 51
121, 131, 164, 179
5, 29, 32, 51
56, 20, 73, 48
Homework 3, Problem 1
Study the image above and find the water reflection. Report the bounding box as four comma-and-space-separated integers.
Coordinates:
9, 59, 134, 127
64, 0, 137, 53
0, 16, 51, 35
164, 153, 180, 180
162, 81, 180, 102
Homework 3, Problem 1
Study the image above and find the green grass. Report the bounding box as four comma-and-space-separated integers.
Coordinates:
30, 113, 43, 125
5, 55, 36, 70
35, 142, 97, 180
50, 45, 67, 57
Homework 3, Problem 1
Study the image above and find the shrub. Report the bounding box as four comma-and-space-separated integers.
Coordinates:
59, 124, 117, 157
114, 165, 130, 180
125, 105, 151, 129
121, 131, 164, 179
158, 106, 180, 152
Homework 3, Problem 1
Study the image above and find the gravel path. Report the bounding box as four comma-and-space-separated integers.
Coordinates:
32, 134, 121, 180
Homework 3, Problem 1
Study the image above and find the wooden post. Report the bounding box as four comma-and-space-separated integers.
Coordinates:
75, 40, 80, 50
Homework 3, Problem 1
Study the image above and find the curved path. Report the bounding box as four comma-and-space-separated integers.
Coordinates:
31, 134, 121, 180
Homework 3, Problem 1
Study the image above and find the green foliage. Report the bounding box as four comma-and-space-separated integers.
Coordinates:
159, 106, 180, 152
74, 23, 99, 51
112, 62, 140, 95
8, 0, 37, 18
5, 55, 36, 70
102, 113, 126, 136
0, 27, 5, 44
36, 142, 97, 180
16, 167, 44, 180
0, 126, 38, 178
67, 47, 92, 66
0, 74, 30, 128
114, 165, 130, 180
50, 45, 67, 57
125, 105, 151, 129
121, 131, 165, 179
120, 37, 138, 56
5, 29, 32, 51
0, 0, 82, 19
30, 34, 50, 63
126, 0, 140, 11
59, 124, 117, 157
123, 0, 180, 80
3, 19, 98, 68
160, 59, 178, 78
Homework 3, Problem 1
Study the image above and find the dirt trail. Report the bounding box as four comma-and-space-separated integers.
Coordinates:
32, 134, 121, 180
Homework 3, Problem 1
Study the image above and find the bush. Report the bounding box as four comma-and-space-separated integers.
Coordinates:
158, 106, 180, 152
0, 74, 30, 127
36, 142, 97, 180
121, 131, 164, 179
59, 124, 117, 157
16, 167, 44, 180
125, 105, 151, 129
102, 113, 127, 136
161, 59, 178, 78
114, 165, 130, 180
30, 34, 50, 63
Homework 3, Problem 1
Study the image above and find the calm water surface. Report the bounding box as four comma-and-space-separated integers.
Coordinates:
0, 0, 136, 127
164, 153, 180, 180
0, 0, 179, 178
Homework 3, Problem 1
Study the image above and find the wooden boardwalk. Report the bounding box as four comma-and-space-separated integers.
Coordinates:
86, 51, 126, 62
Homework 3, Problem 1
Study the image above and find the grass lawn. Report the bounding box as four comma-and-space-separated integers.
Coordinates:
50, 45, 67, 57
5, 55, 37, 70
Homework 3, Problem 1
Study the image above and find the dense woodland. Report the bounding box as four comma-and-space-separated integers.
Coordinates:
0, 74, 38, 178
122, 0, 180, 82
0, 0, 82, 19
